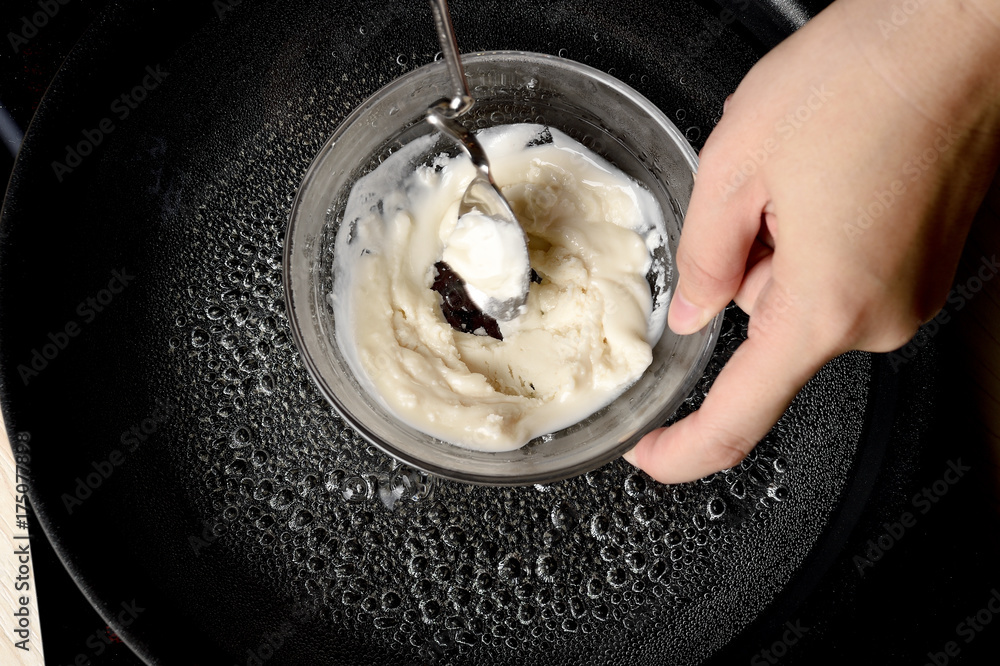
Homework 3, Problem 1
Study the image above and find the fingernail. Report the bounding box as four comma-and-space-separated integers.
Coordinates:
723, 94, 733, 113
622, 447, 639, 467
668, 291, 706, 335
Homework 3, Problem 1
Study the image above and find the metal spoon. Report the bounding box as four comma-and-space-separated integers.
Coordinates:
426, 0, 530, 322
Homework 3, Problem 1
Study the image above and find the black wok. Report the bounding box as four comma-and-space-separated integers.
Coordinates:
0, 0, 942, 663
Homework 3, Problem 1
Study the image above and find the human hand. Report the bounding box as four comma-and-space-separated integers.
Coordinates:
625, 0, 1000, 483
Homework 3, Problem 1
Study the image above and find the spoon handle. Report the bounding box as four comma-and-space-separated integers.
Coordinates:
426, 104, 490, 177
429, 0, 474, 117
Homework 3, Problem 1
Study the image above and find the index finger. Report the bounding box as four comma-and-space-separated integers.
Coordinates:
624, 287, 832, 483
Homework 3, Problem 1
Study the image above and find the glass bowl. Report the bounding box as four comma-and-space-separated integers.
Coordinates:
284, 51, 720, 485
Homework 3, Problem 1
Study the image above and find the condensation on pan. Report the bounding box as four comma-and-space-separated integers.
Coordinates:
163, 267, 870, 666
123, 0, 872, 663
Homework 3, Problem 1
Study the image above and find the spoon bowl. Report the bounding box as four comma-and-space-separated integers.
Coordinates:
426, 104, 531, 321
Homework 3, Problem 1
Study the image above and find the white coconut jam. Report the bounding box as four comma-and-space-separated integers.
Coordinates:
442, 209, 529, 316
332, 124, 667, 451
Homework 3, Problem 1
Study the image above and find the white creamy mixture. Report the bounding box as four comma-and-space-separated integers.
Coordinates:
333, 124, 666, 451
442, 210, 529, 315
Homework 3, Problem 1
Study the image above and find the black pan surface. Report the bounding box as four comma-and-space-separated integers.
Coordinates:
0, 0, 935, 663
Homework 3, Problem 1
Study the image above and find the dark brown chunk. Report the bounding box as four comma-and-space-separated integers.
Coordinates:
431, 261, 503, 341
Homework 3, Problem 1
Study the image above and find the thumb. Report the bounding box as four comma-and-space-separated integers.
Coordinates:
669, 124, 769, 335
626, 282, 831, 483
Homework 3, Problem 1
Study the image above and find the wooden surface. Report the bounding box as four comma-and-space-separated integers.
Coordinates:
1, 173, 997, 663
